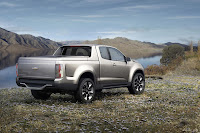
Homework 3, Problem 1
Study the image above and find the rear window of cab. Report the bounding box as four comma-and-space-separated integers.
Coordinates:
55, 46, 91, 57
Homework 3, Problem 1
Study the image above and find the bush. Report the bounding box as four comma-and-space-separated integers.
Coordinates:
167, 56, 184, 70
173, 58, 200, 76
145, 65, 168, 75
160, 44, 185, 66
145, 56, 184, 76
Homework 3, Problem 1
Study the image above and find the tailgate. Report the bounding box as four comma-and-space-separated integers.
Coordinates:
18, 57, 56, 79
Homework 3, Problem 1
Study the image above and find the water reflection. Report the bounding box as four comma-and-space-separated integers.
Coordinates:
135, 55, 162, 68
0, 50, 54, 89
0, 66, 17, 88
0, 50, 54, 70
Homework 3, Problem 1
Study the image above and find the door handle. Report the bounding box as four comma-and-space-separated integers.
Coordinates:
113, 63, 116, 66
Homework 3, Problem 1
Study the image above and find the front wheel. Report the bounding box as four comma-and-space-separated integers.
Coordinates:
31, 90, 51, 100
128, 73, 145, 95
75, 78, 95, 103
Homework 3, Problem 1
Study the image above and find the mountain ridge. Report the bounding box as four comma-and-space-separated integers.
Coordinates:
164, 42, 198, 51
82, 37, 164, 58
0, 27, 62, 52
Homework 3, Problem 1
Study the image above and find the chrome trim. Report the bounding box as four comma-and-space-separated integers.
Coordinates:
20, 83, 52, 90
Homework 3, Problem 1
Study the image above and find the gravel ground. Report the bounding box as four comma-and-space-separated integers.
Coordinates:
0, 75, 200, 133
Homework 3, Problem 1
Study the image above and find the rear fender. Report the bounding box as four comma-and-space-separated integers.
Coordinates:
73, 65, 96, 84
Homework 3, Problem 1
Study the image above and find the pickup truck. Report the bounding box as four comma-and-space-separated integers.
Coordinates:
16, 44, 145, 103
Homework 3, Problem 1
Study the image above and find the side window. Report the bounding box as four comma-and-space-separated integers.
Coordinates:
99, 47, 110, 60
108, 48, 125, 62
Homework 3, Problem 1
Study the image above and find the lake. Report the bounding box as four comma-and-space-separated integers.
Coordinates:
0, 51, 161, 89
135, 55, 162, 68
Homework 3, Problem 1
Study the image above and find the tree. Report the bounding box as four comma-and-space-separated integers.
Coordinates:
190, 41, 193, 55
84, 40, 89, 44
97, 36, 102, 44
198, 41, 200, 60
160, 44, 185, 66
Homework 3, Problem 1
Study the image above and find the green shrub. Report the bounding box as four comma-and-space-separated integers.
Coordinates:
160, 45, 185, 66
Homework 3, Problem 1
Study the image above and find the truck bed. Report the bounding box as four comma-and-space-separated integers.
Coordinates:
18, 56, 88, 80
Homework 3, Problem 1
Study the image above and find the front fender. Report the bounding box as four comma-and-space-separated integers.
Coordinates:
128, 63, 144, 82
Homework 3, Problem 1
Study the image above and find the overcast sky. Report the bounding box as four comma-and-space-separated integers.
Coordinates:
0, 0, 200, 44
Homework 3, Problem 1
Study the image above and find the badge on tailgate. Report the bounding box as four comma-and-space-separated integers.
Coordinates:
32, 67, 39, 70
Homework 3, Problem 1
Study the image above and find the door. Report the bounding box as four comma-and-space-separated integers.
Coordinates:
98, 47, 113, 84
108, 47, 129, 84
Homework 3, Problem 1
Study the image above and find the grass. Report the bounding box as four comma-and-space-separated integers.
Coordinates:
145, 53, 200, 76
0, 75, 200, 132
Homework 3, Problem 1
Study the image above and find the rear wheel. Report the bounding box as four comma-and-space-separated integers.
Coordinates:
31, 90, 51, 100
75, 78, 95, 103
96, 89, 102, 93
128, 73, 145, 95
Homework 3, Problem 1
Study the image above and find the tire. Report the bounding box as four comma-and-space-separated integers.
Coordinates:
96, 89, 102, 93
31, 90, 51, 100
75, 78, 95, 103
128, 73, 145, 95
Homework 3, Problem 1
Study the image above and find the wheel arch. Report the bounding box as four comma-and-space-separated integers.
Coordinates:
134, 69, 144, 77
73, 65, 97, 85
129, 68, 145, 82
78, 71, 96, 85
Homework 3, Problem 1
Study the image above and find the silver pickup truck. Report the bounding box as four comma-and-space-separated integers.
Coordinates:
16, 44, 145, 103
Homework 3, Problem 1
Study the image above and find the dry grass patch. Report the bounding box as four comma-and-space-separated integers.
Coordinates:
0, 77, 200, 132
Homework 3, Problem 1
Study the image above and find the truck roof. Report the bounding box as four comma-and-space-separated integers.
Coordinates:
60, 44, 106, 47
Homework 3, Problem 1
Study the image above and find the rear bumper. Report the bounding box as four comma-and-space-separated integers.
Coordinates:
16, 77, 78, 91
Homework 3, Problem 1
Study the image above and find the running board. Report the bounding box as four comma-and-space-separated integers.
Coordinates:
103, 84, 130, 89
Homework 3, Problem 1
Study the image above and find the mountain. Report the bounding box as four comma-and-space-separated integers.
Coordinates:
0, 27, 62, 52
84, 37, 164, 58
60, 40, 84, 45
164, 42, 198, 51
164, 42, 188, 47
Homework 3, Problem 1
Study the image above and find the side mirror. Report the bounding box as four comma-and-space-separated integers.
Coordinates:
126, 57, 131, 62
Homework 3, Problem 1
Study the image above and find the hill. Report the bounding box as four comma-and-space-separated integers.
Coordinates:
60, 40, 84, 45
84, 37, 164, 58
164, 42, 198, 51
0, 27, 62, 52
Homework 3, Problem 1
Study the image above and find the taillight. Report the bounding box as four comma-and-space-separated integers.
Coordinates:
55, 64, 63, 78
16, 63, 18, 77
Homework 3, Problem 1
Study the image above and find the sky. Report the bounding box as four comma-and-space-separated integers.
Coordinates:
0, 0, 200, 44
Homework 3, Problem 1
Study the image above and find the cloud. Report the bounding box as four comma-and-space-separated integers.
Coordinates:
179, 38, 192, 44
84, 0, 126, 4
185, 0, 200, 2
82, 15, 120, 18
0, 2, 19, 7
64, 14, 120, 18
81, 15, 106, 18
110, 4, 174, 11
97, 31, 135, 34
97, 31, 128, 34
179, 37, 200, 45
6, 27, 34, 33
167, 16, 200, 19
124, 5, 161, 10
93, 30, 135, 39
97, 27, 152, 34
67, 0, 129, 8
71, 19, 98, 23
64, 15, 104, 18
